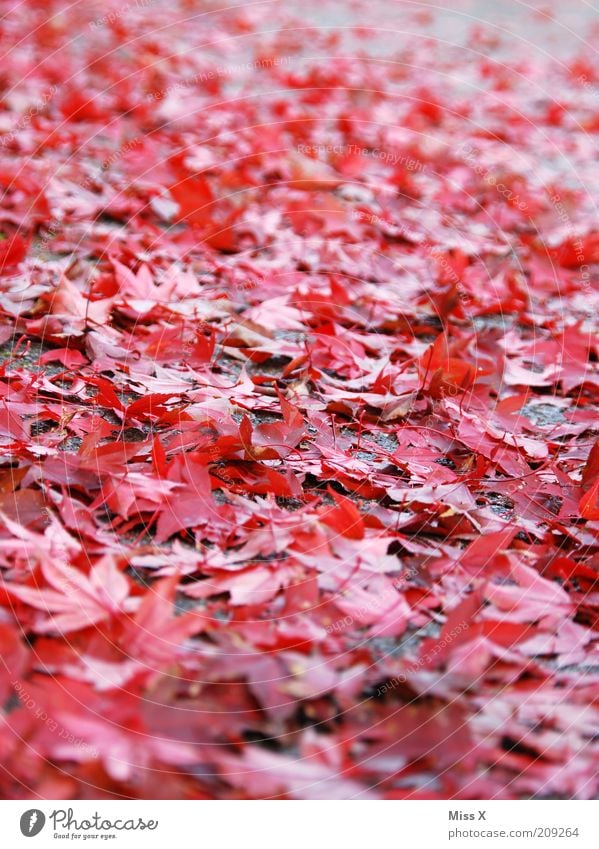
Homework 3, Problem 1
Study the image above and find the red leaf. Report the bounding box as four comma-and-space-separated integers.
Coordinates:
579, 479, 599, 520
3, 556, 135, 634
320, 490, 365, 539
123, 575, 206, 664
581, 439, 599, 490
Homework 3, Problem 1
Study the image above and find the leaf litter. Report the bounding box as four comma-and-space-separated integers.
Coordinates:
0, 0, 596, 800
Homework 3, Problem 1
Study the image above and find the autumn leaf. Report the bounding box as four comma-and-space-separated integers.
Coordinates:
3, 556, 136, 633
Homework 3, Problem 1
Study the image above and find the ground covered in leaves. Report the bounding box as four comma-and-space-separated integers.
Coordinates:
0, 0, 597, 799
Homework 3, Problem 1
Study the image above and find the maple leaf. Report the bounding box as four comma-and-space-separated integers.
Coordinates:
3, 556, 136, 633
419, 333, 475, 398
123, 575, 207, 664
49, 275, 113, 331
51, 710, 198, 782
579, 439, 599, 519
579, 480, 599, 520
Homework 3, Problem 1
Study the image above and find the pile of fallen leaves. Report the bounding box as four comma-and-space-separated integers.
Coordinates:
0, 0, 597, 799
